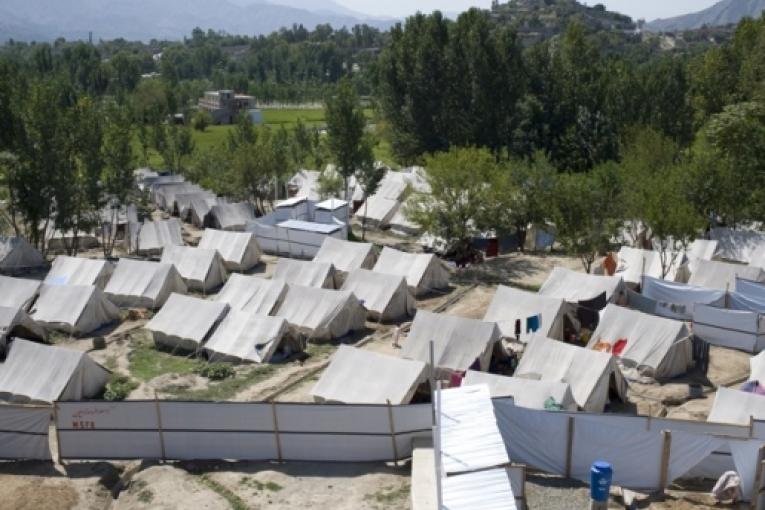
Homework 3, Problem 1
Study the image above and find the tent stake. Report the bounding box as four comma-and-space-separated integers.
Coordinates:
565, 416, 574, 479
386, 399, 399, 464
271, 400, 283, 462
154, 392, 166, 462
658, 430, 672, 494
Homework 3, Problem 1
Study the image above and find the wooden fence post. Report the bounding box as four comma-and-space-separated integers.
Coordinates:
154, 392, 167, 462
386, 400, 400, 464
52, 402, 64, 465
565, 416, 575, 479
271, 401, 283, 462
658, 430, 672, 493
751, 447, 765, 510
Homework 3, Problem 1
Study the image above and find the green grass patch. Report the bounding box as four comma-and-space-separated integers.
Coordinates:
198, 475, 248, 510
166, 364, 278, 401
304, 342, 337, 359
261, 108, 326, 127
364, 484, 411, 508
239, 476, 283, 492
104, 374, 139, 401
128, 332, 200, 382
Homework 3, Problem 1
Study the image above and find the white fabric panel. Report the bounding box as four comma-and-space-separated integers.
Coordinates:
539, 267, 625, 303
32, 284, 121, 335
650, 417, 754, 439
136, 219, 183, 256
163, 432, 277, 460
280, 434, 396, 462
340, 269, 414, 321
483, 285, 575, 342
0, 275, 41, 310
58, 431, 161, 459
313, 237, 375, 274
160, 245, 228, 292
208, 202, 255, 231
275, 404, 390, 434
213, 274, 287, 315
159, 402, 274, 430
204, 312, 289, 363
392, 404, 433, 432
249, 214, 346, 259
311, 346, 427, 405
463, 371, 576, 410
146, 293, 229, 351
686, 239, 719, 272
710, 228, 765, 264
515, 335, 624, 412
104, 259, 187, 309
274, 197, 311, 221
693, 304, 764, 353
272, 259, 335, 289
737, 277, 765, 304
0, 406, 51, 460
274, 285, 367, 340
752, 352, 765, 383
729, 292, 765, 313
708, 387, 765, 425
441, 468, 517, 510
730, 439, 764, 501
373, 247, 450, 297
689, 259, 765, 291
355, 196, 400, 227
589, 304, 691, 378
402, 310, 500, 372
616, 246, 675, 284
0, 340, 109, 403
438, 385, 510, 474
0, 236, 45, 272
198, 229, 262, 272
642, 276, 726, 320
45, 256, 113, 289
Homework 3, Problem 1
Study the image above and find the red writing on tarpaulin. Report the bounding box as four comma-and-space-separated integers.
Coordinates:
71, 421, 96, 430
71, 407, 113, 420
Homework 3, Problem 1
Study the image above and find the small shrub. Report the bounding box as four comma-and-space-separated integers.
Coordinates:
104, 374, 139, 401
195, 362, 235, 381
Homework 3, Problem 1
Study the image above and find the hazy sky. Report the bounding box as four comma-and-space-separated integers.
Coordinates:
334, 0, 721, 21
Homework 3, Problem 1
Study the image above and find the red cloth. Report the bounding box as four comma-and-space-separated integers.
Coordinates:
449, 371, 465, 388
612, 339, 628, 356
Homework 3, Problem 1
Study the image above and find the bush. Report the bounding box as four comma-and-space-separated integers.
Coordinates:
192, 110, 213, 132
195, 362, 235, 381
104, 374, 139, 401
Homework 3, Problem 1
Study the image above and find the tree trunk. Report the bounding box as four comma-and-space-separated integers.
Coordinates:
362, 198, 368, 241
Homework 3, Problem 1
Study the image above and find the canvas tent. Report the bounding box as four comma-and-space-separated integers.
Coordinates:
688, 259, 765, 291
354, 196, 400, 228
0, 339, 109, 404
616, 246, 677, 285
641, 276, 726, 320
173, 191, 216, 219
204, 312, 293, 363
45, 256, 113, 289
272, 259, 335, 289
213, 274, 287, 315
198, 229, 262, 272
135, 219, 183, 256
685, 239, 719, 274
388, 198, 420, 236
401, 311, 501, 373
0, 236, 45, 274
313, 238, 375, 275
104, 259, 187, 309
274, 285, 367, 340
340, 269, 414, 322
462, 370, 576, 411
707, 387, 765, 426
693, 304, 765, 353
160, 245, 228, 292
483, 285, 578, 343
311, 345, 427, 404
146, 293, 229, 351
206, 202, 255, 231
515, 335, 627, 413
751, 351, 765, 384
0, 275, 41, 310
710, 228, 765, 264
187, 196, 219, 228
32, 284, 121, 335
588, 304, 693, 379
0, 306, 47, 353
539, 267, 626, 305
372, 247, 450, 297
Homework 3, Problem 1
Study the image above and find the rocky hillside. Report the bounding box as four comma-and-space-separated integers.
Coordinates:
646, 0, 765, 32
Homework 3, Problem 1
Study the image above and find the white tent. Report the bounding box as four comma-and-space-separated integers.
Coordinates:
340, 269, 414, 322
313, 237, 375, 275
213, 274, 287, 315
710, 228, 765, 264
45, 255, 113, 289
311, 345, 427, 404
539, 267, 626, 304
693, 304, 765, 353
372, 247, 450, 297
751, 351, 765, 384
515, 335, 627, 413
616, 246, 677, 285
249, 216, 347, 259
0, 306, 47, 352
173, 191, 216, 219
462, 370, 576, 411
685, 239, 719, 274
588, 304, 693, 379
708, 387, 765, 426
198, 229, 262, 272
272, 259, 336, 289
136, 219, 183, 256
0, 236, 45, 274
388, 198, 420, 236
274, 285, 367, 340
104, 259, 187, 309
641, 276, 727, 320
206, 202, 255, 231
146, 293, 229, 351
0, 275, 41, 310
204, 311, 293, 363
32, 284, 121, 335
0, 339, 110, 404
188, 195, 218, 228
314, 199, 349, 224
153, 182, 200, 210
401, 311, 501, 372
688, 259, 765, 291
483, 285, 578, 342
354, 196, 400, 228
160, 245, 228, 293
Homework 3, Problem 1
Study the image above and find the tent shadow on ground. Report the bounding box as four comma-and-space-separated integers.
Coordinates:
179, 459, 412, 479
455, 254, 547, 287
0, 460, 122, 487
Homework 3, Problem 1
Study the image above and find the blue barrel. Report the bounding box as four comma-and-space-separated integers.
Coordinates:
590, 461, 613, 502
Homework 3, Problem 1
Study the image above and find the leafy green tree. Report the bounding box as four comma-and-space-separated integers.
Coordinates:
102, 105, 136, 257
191, 110, 213, 132
325, 78, 368, 200
355, 155, 384, 241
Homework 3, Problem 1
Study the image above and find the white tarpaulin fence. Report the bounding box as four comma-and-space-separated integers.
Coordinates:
0, 404, 51, 460
54, 400, 432, 462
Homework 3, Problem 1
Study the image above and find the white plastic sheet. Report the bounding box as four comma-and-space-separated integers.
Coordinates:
0, 405, 51, 460
441, 468, 517, 510
45, 255, 113, 289
539, 267, 625, 303
0, 275, 41, 310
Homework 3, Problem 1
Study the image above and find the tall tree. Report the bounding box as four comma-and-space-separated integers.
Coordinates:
102, 105, 136, 257
325, 78, 369, 200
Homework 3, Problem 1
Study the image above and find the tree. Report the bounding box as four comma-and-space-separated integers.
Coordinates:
317, 166, 344, 199
102, 105, 136, 257
325, 78, 369, 200
355, 154, 384, 241
192, 110, 212, 132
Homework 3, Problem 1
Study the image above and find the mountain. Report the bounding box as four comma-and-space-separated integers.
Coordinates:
0, 0, 396, 42
646, 0, 765, 32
